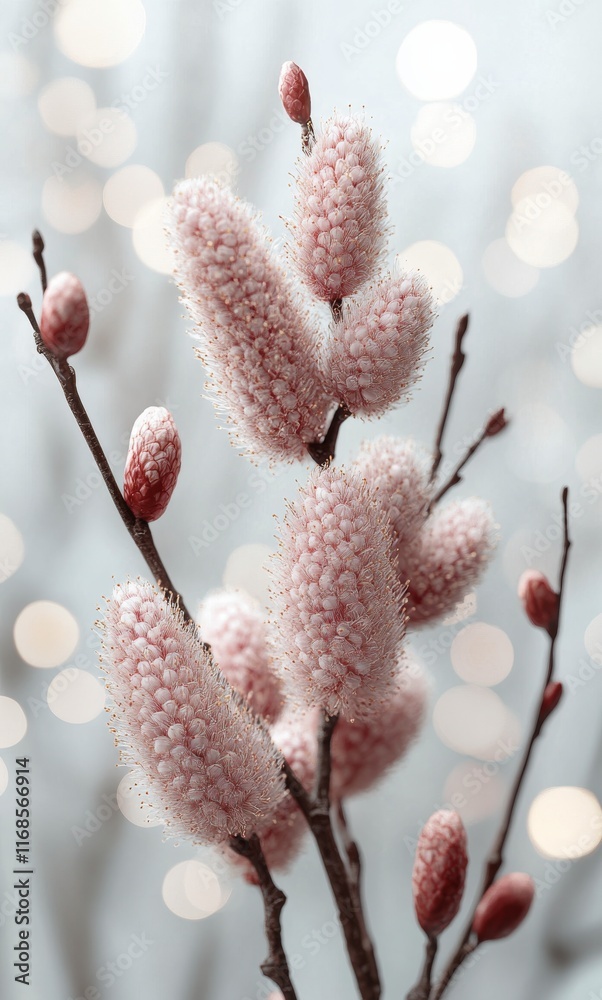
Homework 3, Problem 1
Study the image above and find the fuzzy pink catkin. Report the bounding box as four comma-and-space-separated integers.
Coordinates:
40, 271, 89, 359
324, 272, 434, 417
412, 809, 468, 936
123, 407, 182, 522
287, 115, 387, 301
279, 61, 311, 124
168, 178, 330, 462
270, 465, 405, 715
518, 569, 559, 633
101, 580, 285, 845
198, 590, 282, 722
353, 436, 432, 550
402, 498, 497, 626
472, 873, 535, 942
226, 709, 317, 882
330, 660, 428, 799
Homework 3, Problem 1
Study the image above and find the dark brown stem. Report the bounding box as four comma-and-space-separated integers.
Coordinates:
284, 716, 381, 1000
431, 488, 571, 1000
229, 834, 298, 1000
405, 935, 438, 1000
336, 801, 380, 991
428, 408, 508, 514
307, 404, 351, 466
430, 315, 469, 483
32, 229, 47, 293
17, 292, 195, 629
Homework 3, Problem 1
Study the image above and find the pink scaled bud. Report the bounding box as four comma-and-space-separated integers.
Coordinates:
472, 873, 535, 942
538, 680, 563, 726
40, 271, 89, 359
412, 810, 468, 936
123, 407, 182, 522
518, 570, 559, 633
279, 61, 311, 124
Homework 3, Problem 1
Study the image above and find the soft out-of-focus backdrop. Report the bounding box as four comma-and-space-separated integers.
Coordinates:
1, 1, 602, 998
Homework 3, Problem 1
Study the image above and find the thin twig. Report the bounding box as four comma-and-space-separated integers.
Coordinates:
431, 488, 571, 1000
307, 404, 351, 466
430, 315, 469, 483
32, 229, 47, 293
428, 408, 508, 514
406, 935, 438, 1000
17, 292, 196, 629
229, 834, 298, 1000
284, 719, 381, 1000
336, 801, 380, 991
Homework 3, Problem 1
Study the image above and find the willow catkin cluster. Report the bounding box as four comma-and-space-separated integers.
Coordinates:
101, 580, 285, 845
198, 590, 282, 722
286, 114, 388, 301
323, 272, 434, 418
353, 436, 432, 550
270, 465, 405, 715
167, 178, 330, 462
226, 709, 317, 882
330, 659, 429, 800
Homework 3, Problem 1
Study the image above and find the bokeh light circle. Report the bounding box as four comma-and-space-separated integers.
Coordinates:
103, 166, 164, 227
223, 544, 273, 606
0, 698, 27, 748
410, 102, 476, 167
511, 166, 579, 216
482, 239, 540, 298
0, 514, 25, 583
584, 613, 602, 665
132, 197, 173, 273
451, 622, 514, 685
433, 685, 508, 758
185, 142, 239, 185
14, 600, 79, 668
47, 668, 105, 723
571, 326, 602, 388
576, 435, 602, 482
38, 78, 96, 136
77, 108, 137, 168
54, 0, 146, 68
0, 759, 8, 795
162, 860, 231, 919
396, 21, 478, 101
42, 174, 103, 234
444, 759, 507, 825
0, 244, 37, 297
506, 199, 578, 268
117, 773, 163, 828
528, 787, 602, 860
396, 241, 463, 304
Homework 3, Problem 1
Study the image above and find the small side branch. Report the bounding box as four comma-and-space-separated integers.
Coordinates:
430, 314, 469, 483
307, 404, 351, 467
32, 229, 47, 293
229, 835, 298, 1000
336, 801, 380, 991
405, 935, 438, 1000
17, 292, 195, 629
428, 408, 508, 514
431, 488, 571, 1000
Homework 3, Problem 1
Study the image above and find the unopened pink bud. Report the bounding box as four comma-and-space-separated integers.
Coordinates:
518, 570, 559, 632
472, 873, 535, 942
123, 407, 182, 522
412, 810, 468, 936
279, 61, 311, 124
40, 271, 89, 359
538, 680, 563, 726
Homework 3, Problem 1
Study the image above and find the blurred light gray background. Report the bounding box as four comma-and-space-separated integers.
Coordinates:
1, 0, 602, 998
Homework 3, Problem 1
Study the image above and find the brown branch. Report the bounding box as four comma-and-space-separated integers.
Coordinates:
430, 315, 469, 483
307, 404, 351, 466
428, 408, 508, 514
336, 801, 380, 992
406, 936, 438, 1000
431, 488, 571, 1000
229, 834, 298, 1000
283, 716, 381, 1000
17, 292, 196, 630
32, 229, 47, 293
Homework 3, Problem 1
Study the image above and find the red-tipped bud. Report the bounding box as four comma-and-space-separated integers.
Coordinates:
123, 407, 181, 522
40, 271, 89, 359
412, 810, 468, 936
538, 680, 563, 726
485, 407, 507, 437
278, 61, 311, 124
518, 569, 559, 632
472, 873, 535, 942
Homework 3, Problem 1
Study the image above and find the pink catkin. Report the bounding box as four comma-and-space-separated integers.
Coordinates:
101, 580, 285, 845
123, 407, 182, 522
412, 810, 468, 936
287, 115, 387, 301
401, 498, 497, 627
330, 660, 429, 800
168, 178, 330, 462
198, 590, 282, 722
353, 436, 432, 550
472, 873, 535, 941
226, 709, 317, 882
40, 271, 89, 359
279, 61, 311, 124
270, 465, 405, 716
324, 272, 434, 417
